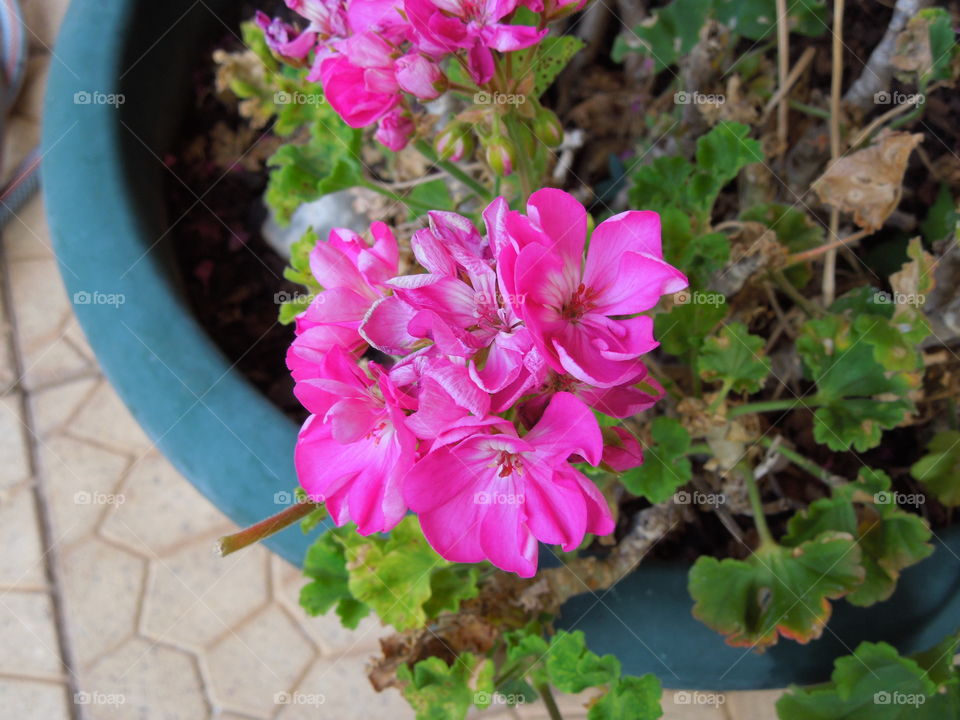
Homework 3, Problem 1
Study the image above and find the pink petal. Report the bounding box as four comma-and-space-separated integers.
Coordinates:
524, 391, 602, 465
525, 188, 587, 266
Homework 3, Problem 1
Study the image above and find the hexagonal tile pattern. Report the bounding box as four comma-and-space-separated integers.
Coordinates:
0, 590, 64, 679
0, 484, 47, 590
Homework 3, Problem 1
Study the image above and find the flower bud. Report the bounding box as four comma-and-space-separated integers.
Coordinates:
435, 123, 474, 161
484, 135, 516, 176
532, 107, 563, 147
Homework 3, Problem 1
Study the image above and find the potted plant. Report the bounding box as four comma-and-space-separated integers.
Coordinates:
45, 0, 960, 717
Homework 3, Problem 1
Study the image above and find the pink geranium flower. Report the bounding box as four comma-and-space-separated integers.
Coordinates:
255, 12, 317, 62
292, 222, 399, 358
375, 109, 416, 150
293, 346, 417, 535
502, 189, 688, 387
404, 0, 546, 83
403, 392, 613, 577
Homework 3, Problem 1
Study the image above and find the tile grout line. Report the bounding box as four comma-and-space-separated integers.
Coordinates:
0, 222, 82, 720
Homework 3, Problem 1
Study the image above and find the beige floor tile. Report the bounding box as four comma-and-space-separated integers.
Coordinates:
724, 689, 783, 719
100, 452, 229, 557
277, 653, 412, 720
8, 256, 94, 389
81, 637, 208, 720
36, 433, 129, 549
0, 291, 15, 394
0, 677, 70, 720
30, 375, 98, 437
273, 555, 384, 655
206, 605, 316, 718
68, 380, 154, 455
0, 392, 30, 491
0, 590, 64, 679
60, 538, 145, 667
2, 194, 54, 263
0, 484, 47, 589
141, 538, 270, 652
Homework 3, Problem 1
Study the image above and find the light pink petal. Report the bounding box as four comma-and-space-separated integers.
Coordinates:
326, 398, 378, 444
309, 235, 368, 293
360, 295, 418, 354
480, 22, 547, 51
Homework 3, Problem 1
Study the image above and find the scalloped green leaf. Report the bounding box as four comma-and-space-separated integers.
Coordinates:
911, 430, 960, 506
698, 321, 771, 393
620, 417, 692, 503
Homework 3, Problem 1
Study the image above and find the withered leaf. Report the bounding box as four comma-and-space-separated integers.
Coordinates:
813, 130, 923, 232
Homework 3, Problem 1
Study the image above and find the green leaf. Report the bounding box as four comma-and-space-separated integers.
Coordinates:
659, 207, 731, 284
316, 156, 364, 196
689, 533, 864, 649
344, 517, 450, 631
911, 430, 960, 506
422, 565, 480, 618
783, 469, 932, 607
776, 641, 940, 720
398, 653, 492, 720
691, 122, 764, 213
797, 315, 914, 452
698, 322, 771, 393
620, 417, 692, 503
620, 0, 712, 70
921, 183, 958, 246
531, 36, 585, 96
406, 178, 455, 221
920, 7, 958, 85
545, 631, 620, 694
715, 0, 827, 41
588, 675, 664, 720
654, 293, 728, 357
300, 530, 370, 629
741, 202, 823, 287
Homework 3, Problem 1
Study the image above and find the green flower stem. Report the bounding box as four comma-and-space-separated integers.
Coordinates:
741, 462, 775, 548
771, 269, 824, 317
534, 681, 565, 720
414, 139, 492, 200
758, 437, 841, 486
216, 501, 320, 557
706, 377, 734, 414
729, 395, 821, 418
503, 112, 535, 202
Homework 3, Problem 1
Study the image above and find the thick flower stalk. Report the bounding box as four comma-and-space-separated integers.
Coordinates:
287, 190, 687, 576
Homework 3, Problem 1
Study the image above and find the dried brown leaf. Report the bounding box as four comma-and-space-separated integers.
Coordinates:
813, 130, 923, 232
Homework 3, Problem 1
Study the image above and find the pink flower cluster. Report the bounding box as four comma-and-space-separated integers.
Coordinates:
288, 189, 688, 576
256, 0, 585, 150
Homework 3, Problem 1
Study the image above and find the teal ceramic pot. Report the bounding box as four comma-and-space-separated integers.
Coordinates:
43, 0, 960, 690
